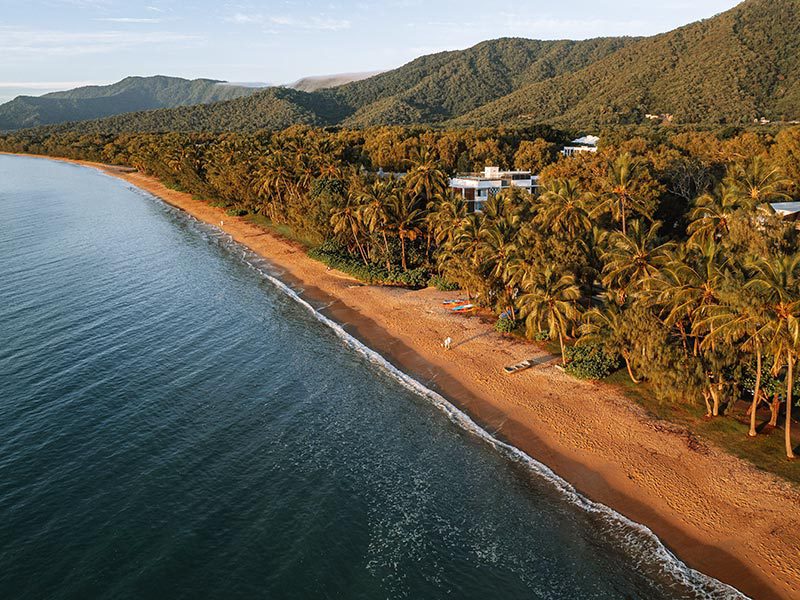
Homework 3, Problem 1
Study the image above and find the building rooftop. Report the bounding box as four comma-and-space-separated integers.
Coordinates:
771, 202, 800, 216
571, 135, 599, 146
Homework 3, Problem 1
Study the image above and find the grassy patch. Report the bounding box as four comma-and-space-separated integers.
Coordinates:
601, 370, 800, 484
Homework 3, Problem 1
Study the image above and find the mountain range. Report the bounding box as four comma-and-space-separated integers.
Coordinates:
0, 77, 262, 131
7, 0, 798, 134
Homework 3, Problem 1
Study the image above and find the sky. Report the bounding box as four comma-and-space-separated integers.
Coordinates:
0, 0, 742, 104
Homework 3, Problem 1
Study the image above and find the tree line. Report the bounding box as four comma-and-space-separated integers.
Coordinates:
1, 124, 799, 460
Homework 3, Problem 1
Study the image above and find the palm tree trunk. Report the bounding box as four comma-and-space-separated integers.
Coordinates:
559, 330, 566, 366
749, 349, 762, 437
769, 394, 780, 427
786, 351, 796, 460
400, 235, 408, 272
620, 198, 627, 236
381, 231, 391, 271
353, 229, 369, 266
710, 383, 721, 417
623, 352, 640, 384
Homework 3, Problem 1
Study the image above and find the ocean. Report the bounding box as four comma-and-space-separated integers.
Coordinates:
0, 155, 744, 599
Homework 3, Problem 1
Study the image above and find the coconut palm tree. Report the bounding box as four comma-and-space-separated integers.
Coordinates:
358, 177, 398, 270
658, 240, 728, 354
426, 190, 467, 249
516, 267, 582, 365
725, 156, 790, 208
592, 153, 655, 235
405, 145, 448, 204
479, 213, 521, 320
384, 191, 426, 272
686, 185, 741, 247
602, 220, 675, 300
701, 300, 772, 435
253, 149, 294, 219
746, 253, 800, 459
535, 178, 592, 238
330, 196, 369, 265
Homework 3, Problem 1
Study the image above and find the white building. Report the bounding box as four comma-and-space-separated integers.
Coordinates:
449, 166, 539, 212
561, 135, 599, 157
771, 202, 800, 221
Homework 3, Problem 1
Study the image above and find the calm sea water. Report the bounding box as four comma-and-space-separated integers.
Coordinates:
0, 156, 744, 599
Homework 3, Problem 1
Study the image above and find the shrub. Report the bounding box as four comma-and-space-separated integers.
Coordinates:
225, 208, 249, 217
564, 343, 620, 380
429, 274, 460, 291
309, 241, 430, 288
534, 330, 550, 342
495, 316, 517, 334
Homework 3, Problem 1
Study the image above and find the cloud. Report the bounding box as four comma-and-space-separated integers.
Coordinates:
93, 18, 162, 23
225, 13, 351, 31
0, 27, 200, 57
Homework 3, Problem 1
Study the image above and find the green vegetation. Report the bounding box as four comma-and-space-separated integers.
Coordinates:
13, 0, 800, 135
0, 76, 262, 131
2, 122, 800, 471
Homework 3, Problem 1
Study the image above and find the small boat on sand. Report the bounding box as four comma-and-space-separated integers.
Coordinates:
451, 303, 475, 312
504, 359, 534, 374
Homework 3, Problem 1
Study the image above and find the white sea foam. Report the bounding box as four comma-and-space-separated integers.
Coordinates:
137, 186, 748, 600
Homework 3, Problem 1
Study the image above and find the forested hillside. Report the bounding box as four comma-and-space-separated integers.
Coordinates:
0, 76, 261, 131
457, 0, 800, 127
31, 37, 635, 134
14, 0, 800, 134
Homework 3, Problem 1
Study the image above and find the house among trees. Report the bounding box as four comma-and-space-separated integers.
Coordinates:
770, 201, 800, 221
449, 166, 540, 212
561, 135, 599, 157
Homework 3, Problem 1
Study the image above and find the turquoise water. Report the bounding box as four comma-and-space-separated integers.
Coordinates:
0, 155, 743, 599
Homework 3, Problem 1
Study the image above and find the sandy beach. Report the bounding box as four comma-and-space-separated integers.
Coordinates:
13, 154, 800, 599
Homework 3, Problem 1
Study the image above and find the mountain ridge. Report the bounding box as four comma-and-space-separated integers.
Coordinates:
13, 0, 799, 134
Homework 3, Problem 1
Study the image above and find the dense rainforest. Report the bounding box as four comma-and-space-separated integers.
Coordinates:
13, 0, 799, 136
3, 123, 800, 464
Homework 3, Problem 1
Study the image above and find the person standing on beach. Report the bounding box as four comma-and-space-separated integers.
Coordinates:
444, 337, 452, 350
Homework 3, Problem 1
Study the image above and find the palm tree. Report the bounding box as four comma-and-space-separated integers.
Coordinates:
686, 186, 740, 246
725, 156, 790, 208
405, 145, 448, 204
746, 254, 800, 459
446, 213, 486, 299
602, 220, 674, 300
516, 267, 581, 365
592, 153, 654, 235
426, 190, 467, 249
702, 301, 771, 436
253, 149, 294, 219
535, 179, 592, 239
358, 177, 397, 270
384, 191, 426, 272
330, 196, 369, 265
479, 214, 521, 320
658, 240, 728, 354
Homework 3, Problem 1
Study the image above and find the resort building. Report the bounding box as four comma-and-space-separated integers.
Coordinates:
561, 135, 599, 157
449, 166, 539, 212
771, 202, 800, 221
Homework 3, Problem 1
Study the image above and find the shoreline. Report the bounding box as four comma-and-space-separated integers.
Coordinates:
9, 153, 800, 599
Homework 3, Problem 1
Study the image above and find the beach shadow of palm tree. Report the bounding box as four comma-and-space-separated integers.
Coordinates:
450, 331, 492, 349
